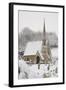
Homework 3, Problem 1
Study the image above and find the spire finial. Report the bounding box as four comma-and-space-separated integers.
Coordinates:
44, 19, 45, 33
43, 19, 46, 45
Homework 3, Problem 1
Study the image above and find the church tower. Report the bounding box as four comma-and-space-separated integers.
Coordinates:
41, 20, 52, 64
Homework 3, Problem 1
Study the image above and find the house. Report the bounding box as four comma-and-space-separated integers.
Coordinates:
23, 20, 52, 64
23, 41, 44, 64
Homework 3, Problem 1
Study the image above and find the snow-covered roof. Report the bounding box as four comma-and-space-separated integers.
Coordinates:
24, 41, 42, 56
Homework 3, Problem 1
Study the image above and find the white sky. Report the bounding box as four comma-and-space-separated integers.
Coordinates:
19, 10, 58, 35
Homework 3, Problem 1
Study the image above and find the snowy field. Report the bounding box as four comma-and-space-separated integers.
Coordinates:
18, 48, 58, 79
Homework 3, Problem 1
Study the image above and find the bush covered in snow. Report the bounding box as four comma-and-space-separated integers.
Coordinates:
18, 58, 58, 79
18, 59, 30, 79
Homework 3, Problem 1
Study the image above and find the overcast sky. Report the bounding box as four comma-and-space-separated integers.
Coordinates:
19, 10, 58, 35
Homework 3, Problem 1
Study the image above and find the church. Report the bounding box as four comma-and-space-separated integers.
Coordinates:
23, 20, 52, 64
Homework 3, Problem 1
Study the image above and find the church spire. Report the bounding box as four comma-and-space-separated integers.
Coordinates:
43, 20, 46, 45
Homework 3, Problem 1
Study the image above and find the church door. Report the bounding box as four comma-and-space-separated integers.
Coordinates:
36, 56, 40, 64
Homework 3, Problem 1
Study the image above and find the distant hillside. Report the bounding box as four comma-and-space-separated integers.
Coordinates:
18, 27, 58, 51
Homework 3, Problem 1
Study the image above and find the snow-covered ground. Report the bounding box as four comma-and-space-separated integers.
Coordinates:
51, 48, 58, 58
18, 48, 58, 79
